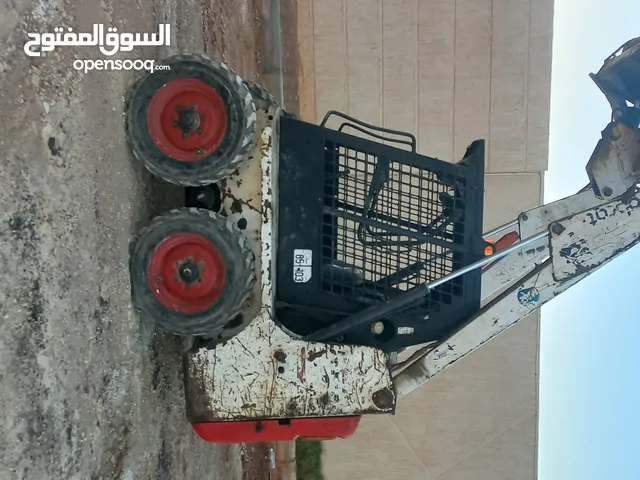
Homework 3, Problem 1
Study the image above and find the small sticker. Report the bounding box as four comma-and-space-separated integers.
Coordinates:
517, 287, 540, 306
397, 327, 415, 335
293, 249, 312, 284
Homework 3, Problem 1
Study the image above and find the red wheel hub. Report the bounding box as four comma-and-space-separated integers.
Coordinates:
147, 233, 226, 313
147, 78, 228, 162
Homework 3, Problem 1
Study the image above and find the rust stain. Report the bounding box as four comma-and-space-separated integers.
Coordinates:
297, 347, 306, 383
222, 185, 260, 214
184, 353, 217, 423
307, 348, 327, 362
230, 197, 243, 213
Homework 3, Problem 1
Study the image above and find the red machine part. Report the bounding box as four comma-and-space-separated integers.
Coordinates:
192, 417, 362, 443
147, 78, 228, 162
484, 231, 520, 257
147, 232, 226, 313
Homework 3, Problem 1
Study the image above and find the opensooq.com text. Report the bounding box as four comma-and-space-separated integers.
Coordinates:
72, 59, 170, 73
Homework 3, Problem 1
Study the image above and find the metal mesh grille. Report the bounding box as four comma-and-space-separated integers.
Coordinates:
321, 142, 468, 310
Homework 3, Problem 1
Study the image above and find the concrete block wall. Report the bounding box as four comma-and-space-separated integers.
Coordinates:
294, 0, 553, 478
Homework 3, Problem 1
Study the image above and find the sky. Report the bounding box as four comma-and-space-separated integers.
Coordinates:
538, 1, 640, 479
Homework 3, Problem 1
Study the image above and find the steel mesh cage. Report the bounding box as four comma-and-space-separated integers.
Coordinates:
276, 114, 485, 350
321, 141, 472, 313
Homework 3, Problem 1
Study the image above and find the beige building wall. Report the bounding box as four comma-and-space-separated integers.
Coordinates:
294, 0, 553, 478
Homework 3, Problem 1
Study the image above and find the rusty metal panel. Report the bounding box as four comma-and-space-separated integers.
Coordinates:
185, 329, 394, 421
185, 106, 395, 421
550, 192, 640, 282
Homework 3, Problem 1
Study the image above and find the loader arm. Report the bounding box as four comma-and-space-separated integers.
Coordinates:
394, 183, 640, 397
393, 39, 640, 397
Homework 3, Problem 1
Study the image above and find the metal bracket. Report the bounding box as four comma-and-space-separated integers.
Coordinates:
586, 121, 640, 199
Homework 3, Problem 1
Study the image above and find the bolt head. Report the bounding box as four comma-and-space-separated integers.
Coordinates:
611, 125, 622, 140
370, 321, 385, 335
551, 222, 565, 235
372, 388, 395, 409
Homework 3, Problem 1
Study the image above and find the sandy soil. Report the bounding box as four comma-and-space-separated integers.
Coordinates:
0, 0, 274, 478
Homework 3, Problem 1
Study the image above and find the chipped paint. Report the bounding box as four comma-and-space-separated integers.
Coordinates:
185, 106, 394, 421
297, 347, 306, 384
551, 192, 640, 282
480, 237, 548, 305
518, 190, 602, 240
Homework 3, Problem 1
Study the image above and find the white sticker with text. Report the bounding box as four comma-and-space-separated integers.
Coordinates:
293, 249, 312, 284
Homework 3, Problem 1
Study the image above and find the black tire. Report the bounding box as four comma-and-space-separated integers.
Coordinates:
125, 55, 256, 186
245, 79, 278, 112
129, 208, 255, 337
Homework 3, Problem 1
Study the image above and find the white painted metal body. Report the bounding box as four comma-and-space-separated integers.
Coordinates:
187, 110, 640, 415
184, 107, 394, 422
184, 42, 640, 418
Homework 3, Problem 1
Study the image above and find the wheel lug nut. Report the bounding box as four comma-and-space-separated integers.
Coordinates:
196, 148, 203, 154
173, 121, 179, 127
182, 132, 189, 138
196, 128, 202, 134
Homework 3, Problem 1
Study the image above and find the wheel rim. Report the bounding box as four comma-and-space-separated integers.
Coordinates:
147, 78, 228, 162
147, 233, 226, 313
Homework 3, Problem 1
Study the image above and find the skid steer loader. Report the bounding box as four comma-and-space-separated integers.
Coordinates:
125, 37, 640, 442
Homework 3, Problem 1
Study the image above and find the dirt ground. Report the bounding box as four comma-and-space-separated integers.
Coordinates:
0, 0, 281, 478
